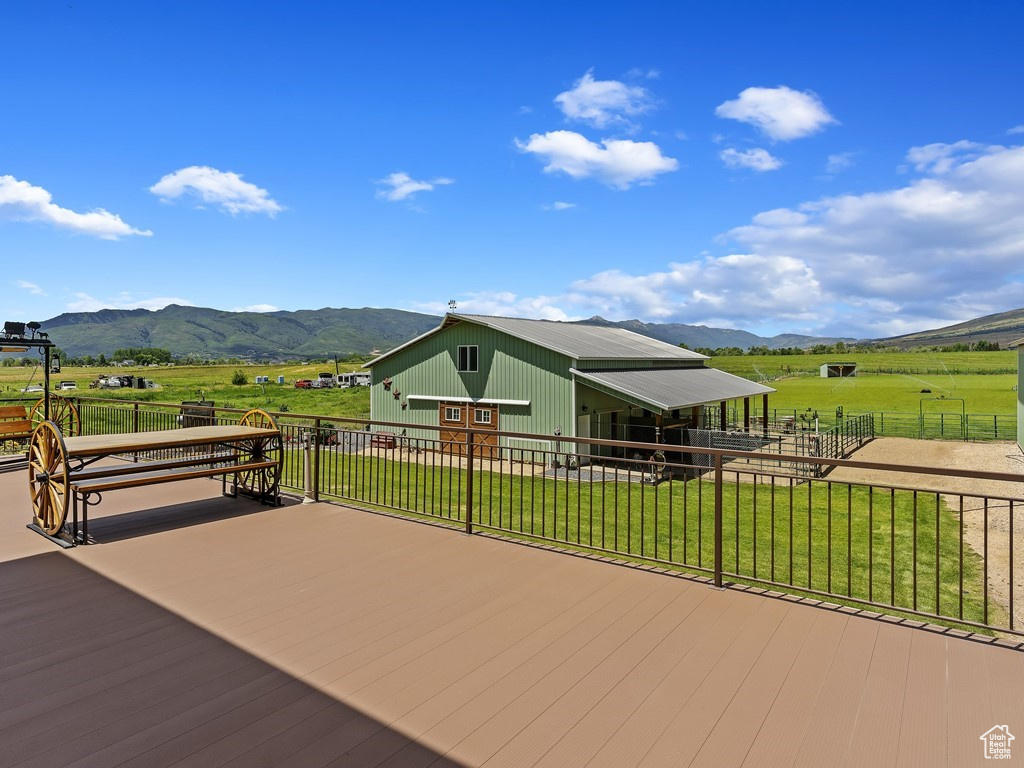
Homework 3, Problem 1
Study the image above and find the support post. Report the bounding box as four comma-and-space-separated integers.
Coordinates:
720, 400, 727, 432
714, 451, 723, 588
312, 417, 321, 502
743, 397, 750, 433
302, 432, 316, 504
762, 393, 769, 437
465, 430, 474, 535
43, 346, 51, 422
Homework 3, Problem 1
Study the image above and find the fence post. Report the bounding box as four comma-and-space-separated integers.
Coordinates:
302, 432, 316, 504
132, 402, 140, 463
714, 451, 723, 588
465, 430, 475, 535
312, 417, 321, 502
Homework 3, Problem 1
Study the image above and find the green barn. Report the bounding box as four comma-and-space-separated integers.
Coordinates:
365, 313, 774, 457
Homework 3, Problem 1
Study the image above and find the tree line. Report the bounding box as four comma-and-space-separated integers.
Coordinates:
682, 340, 1004, 356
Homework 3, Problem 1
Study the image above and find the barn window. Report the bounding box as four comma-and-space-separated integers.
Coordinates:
474, 408, 492, 424
457, 345, 478, 372
444, 406, 461, 422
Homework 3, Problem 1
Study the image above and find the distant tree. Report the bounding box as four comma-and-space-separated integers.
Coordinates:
231, 370, 248, 385
98, 353, 107, 366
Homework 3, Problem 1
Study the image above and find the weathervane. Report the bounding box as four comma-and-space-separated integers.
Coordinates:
448, 299, 457, 311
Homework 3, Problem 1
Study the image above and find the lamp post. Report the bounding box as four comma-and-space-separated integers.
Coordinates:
2, 321, 55, 421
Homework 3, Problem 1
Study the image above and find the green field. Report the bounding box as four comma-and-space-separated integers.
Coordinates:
0, 349, 1018, 423
708, 352, 1018, 417
0, 363, 374, 421
707, 350, 1017, 377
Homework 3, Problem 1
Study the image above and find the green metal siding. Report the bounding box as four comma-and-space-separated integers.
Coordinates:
369, 321, 574, 441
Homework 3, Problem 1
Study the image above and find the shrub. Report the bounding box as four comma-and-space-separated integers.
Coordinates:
231, 370, 248, 386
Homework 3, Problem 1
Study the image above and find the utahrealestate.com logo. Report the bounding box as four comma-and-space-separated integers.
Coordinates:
980, 725, 1015, 760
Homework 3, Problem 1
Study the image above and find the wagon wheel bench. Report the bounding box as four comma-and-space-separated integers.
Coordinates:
27, 408, 283, 546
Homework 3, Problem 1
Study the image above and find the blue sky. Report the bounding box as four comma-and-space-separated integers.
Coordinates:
3, 0, 1024, 339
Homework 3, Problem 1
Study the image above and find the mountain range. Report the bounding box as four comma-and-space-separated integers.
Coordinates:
28, 304, 1024, 359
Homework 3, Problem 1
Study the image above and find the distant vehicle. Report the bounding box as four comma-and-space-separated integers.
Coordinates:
294, 379, 313, 389
20, 385, 44, 393
56, 381, 77, 391
336, 372, 371, 388
317, 373, 335, 388
91, 376, 121, 389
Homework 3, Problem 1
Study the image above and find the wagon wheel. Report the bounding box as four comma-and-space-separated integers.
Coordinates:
236, 409, 283, 499
648, 450, 668, 482
28, 421, 71, 536
650, 450, 667, 472
30, 395, 80, 437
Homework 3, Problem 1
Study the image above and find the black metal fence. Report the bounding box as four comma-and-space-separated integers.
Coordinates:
56, 397, 1024, 637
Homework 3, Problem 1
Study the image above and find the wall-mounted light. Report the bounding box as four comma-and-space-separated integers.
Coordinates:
581, 405, 588, 413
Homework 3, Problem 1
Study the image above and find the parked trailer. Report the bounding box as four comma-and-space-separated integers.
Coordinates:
336, 372, 371, 388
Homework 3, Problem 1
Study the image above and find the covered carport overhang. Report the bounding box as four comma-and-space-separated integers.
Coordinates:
571, 367, 776, 432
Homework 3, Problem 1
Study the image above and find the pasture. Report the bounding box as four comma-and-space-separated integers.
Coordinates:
0, 362, 373, 420
0, 349, 1017, 423
709, 351, 1017, 417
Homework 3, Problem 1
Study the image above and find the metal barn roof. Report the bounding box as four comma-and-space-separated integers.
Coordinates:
573, 367, 775, 411
366, 313, 707, 366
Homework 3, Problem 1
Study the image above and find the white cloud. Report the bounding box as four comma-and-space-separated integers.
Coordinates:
16, 280, 46, 296
414, 292, 575, 321
715, 86, 837, 141
150, 166, 283, 216
544, 201, 577, 211
0, 175, 152, 240
722, 142, 1024, 335
423, 140, 1024, 338
554, 69, 655, 129
903, 140, 997, 174
375, 172, 454, 202
67, 293, 194, 313
825, 152, 856, 173
515, 130, 678, 189
1008, 125, 1024, 135
231, 304, 280, 313
566, 253, 823, 327
719, 148, 783, 172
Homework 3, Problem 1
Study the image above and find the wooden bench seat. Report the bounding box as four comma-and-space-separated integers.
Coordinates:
68, 457, 281, 544
68, 452, 237, 482
0, 405, 31, 444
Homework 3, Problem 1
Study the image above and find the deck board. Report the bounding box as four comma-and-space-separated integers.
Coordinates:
1, 468, 1023, 766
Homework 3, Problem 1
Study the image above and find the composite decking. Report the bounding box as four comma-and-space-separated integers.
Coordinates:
1, 463, 1023, 766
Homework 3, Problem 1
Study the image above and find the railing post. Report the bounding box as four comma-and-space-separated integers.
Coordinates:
312, 418, 321, 502
714, 451, 723, 588
132, 402, 140, 463
465, 430, 474, 535
302, 432, 316, 504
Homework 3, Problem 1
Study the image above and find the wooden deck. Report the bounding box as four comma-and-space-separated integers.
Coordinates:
1, 463, 1023, 766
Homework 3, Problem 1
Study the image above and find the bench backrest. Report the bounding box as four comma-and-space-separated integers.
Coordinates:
0, 405, 31, 439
